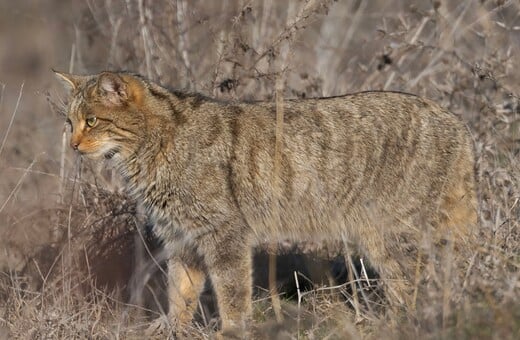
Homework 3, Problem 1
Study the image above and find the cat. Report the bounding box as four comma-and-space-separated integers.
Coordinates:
54, 70, 478, 338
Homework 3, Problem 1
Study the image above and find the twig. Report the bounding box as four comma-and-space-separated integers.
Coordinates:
345, 254, 360, 320
293, 271, 302, 340
359, 258, 371, 287
408, 0, 473, 88
412, 248, 423, 311
268, 252, 283, 323
384, 16, 429, 90
175, 0, 194, 88
0, 154, 40, 214
0, 83, 24, 158
0, 82, 6, 116
442, 235, 454, 332
138, 0, 152, 78
253, 0, 330, 66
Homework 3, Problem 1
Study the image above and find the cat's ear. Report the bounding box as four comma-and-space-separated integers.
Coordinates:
53, 69, 87, 92
96, 72, 129, 106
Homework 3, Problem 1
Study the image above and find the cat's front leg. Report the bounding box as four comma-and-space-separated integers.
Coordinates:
200, 226, 253, 339
144, 247, 206, 337
167, 257, 206, 327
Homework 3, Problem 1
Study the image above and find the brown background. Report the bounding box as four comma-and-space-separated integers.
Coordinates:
0, 0, 519, 338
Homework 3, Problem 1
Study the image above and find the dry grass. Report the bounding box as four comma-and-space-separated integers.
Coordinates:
0, 0, 519, 339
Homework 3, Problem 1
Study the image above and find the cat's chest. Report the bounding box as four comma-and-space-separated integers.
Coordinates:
134, 181, 205, 237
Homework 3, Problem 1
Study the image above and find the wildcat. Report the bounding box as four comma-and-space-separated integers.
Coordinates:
55, 70, 478, 337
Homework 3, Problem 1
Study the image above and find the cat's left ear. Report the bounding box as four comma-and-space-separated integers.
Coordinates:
96, 72, 129, 106
53, 69, 87, 92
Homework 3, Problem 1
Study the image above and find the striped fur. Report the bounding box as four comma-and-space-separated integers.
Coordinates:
55, 70, 478, 337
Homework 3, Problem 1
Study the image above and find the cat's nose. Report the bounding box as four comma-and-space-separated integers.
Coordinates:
70, 141, 79, 150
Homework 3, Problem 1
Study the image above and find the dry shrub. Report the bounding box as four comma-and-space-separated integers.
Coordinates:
1, 0, 519, 338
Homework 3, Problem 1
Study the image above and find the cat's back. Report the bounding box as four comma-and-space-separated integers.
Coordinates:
229, 90, 473, 184
230, 90, 469, 147
227, 91, 476, 238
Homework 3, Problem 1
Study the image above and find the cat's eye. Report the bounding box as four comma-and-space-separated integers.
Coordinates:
86, 117, 97, 127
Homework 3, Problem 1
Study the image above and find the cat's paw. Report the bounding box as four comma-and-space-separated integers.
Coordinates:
144, 315, 172, 338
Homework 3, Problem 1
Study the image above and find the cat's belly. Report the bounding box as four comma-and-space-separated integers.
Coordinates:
240, 196, 355, 244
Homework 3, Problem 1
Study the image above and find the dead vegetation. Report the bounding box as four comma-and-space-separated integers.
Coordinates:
0, 0, 519, 339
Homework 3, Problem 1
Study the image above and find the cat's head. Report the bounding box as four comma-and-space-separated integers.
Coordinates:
54, 71, 145, 160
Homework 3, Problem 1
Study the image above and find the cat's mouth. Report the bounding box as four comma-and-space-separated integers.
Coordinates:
76, 145, 121, 161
